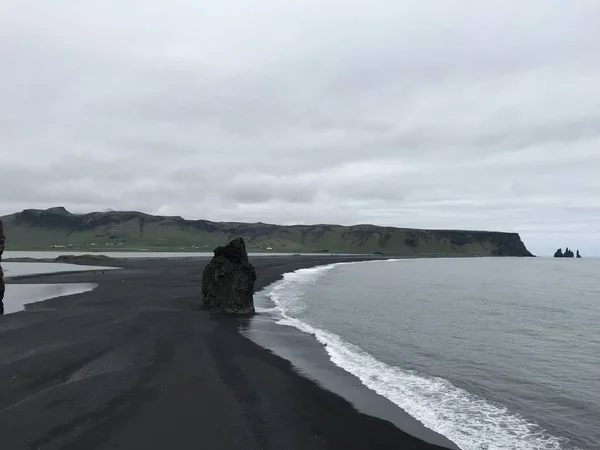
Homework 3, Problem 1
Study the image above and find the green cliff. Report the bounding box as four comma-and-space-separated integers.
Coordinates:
0, 207, 534, 256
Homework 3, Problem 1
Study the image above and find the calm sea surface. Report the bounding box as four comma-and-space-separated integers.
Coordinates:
255, 258, 600, 449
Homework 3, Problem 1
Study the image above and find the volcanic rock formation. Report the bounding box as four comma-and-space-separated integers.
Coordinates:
1, 218, 5, 314
201, 237, 256, 315
555, 247, 576, 258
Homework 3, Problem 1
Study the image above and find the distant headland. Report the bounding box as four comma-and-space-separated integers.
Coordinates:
0, 206, 534, 257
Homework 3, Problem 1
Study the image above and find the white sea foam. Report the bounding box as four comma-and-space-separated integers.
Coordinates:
254, 306, 278, 313
265, 261, 572, 450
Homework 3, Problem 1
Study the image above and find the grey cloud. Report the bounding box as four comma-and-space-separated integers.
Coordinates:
222, 172, 320, 204
1, 0, 600, 255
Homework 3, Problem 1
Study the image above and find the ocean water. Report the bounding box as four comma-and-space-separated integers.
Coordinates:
2, 262, 118, 278
254, 258, 600, 450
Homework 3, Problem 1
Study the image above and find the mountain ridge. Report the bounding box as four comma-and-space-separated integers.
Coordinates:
1, 206, 534, 256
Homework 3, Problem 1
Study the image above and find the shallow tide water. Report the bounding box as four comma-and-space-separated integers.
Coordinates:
2, 283, 98, 314
253, 257, 600, 450
1, 262, 116, 314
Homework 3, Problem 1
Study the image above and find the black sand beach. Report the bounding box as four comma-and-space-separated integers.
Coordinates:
1, 256, 456, 450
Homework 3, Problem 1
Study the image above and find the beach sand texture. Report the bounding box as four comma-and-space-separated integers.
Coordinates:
0, 256, 455, 450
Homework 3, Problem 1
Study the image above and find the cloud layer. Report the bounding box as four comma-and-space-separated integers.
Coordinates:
2, 1, 600, 255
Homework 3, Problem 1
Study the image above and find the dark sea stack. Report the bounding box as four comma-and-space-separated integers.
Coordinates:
564, 248, 574, 258
201, 237, 256, 315
554, 248, 564, 258
577, 250, 582, 258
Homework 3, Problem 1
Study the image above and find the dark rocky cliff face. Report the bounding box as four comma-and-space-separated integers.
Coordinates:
1, 218, 5, 315
477, 232, 533, 257
201, 238, 256, 315
0, 217, 4, 260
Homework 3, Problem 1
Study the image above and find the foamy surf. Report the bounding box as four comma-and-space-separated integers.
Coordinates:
254, 306, 278, 313
263, 261, 573, 450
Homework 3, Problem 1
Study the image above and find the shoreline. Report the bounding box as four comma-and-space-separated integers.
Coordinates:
1, 256, 456, 449
3, 250, 538, 263
243, 301, 459, 448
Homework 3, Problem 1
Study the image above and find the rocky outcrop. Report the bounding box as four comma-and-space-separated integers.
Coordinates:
0, 217, 4, 261
55, 254, 114, 263
555, 247, 577, 258
201, 238, 256, 315
1, 218, 5, 315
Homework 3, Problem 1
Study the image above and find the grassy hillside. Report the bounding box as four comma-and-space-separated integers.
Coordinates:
1, 207, 534, 256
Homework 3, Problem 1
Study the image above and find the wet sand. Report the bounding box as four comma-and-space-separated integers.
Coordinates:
0, 256, 456, 450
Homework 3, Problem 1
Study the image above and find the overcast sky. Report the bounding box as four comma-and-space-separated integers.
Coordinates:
1, 1, 599, 255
